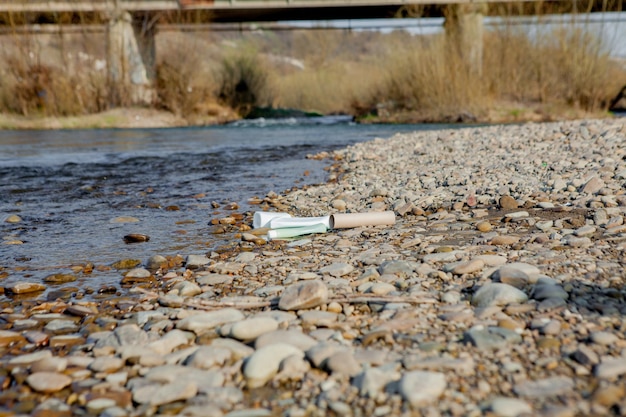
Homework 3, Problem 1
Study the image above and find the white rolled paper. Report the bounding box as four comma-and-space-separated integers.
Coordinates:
253, 211, 292, 229
269, 215, 331, 229
330, 211, 396, 229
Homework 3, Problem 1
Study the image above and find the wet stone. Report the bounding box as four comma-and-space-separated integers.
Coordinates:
43, 273, 77, 283
5, 282, 46, 294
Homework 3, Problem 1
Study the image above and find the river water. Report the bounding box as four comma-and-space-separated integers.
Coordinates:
0, 118, 452, 301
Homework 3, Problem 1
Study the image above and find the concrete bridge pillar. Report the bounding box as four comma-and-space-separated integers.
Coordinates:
444, 4, 486, 76
106, 10, 155, 106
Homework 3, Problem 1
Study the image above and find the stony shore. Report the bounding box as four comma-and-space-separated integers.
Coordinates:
2, 118, 626, 417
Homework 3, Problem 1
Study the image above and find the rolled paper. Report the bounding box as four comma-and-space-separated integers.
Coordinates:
330, 211, 396, 229
269, 215, 331, 229
267, 223, 328, 240
253, 211, 291, 229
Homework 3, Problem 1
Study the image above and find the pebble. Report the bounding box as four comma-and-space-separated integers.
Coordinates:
26, 372, 72, 393
594, 357, 626, 379
513, 376, 574, 398
464, 326, 522, 350
471, 283, 528, 307
399, 371, 447, 407
177, 309, 245, 333
133, 381, 198, 406
319, 262, 354, 277
228, 317, 279, 341
278, 280, 329, 311
589, 331, 618, 346
490, 397, 532, 417
243, 343, 304, 388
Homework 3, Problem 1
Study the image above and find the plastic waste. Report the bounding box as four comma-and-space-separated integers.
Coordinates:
267, 223, 328, 240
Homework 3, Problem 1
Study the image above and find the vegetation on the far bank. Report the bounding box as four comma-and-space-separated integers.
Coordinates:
0, 9, 625, 128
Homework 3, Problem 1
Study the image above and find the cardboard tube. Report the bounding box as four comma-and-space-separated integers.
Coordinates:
253, 212, 291, 229
330, 211, 396, 229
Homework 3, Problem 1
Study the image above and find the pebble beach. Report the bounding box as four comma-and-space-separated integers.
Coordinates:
2, 118, 626, 417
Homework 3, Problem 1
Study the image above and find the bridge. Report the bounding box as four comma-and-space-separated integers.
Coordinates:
0, 0, 571, 105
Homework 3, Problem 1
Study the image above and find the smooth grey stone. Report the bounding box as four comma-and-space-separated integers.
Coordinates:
185, 346, 232, 369
590, 331, 619, 346
490, 397, 532, 417
196, 273, 236, 286
537, 298, 567, 312
324, 351, 361, 377
177, 309, 245, 334
352, 367, 400, 398
319, 262, 354, 278
185, 254, 211, 268
532, 284, 568, 301
229, 317, 279, 341
471, 283, 528, 307
378, 260, 414, 276
464, 327, 522, 350
243, 343, 304, 388
94, 324, 149, 348
255, 329, 317, 351
513, 376, 574, 398
133, 381, 198, 406
144, 365, 224, 387
594, 357, 626, 379
399, 371, 447, 407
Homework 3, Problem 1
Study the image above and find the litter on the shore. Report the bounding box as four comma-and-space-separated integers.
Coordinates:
253, 211, 396, 240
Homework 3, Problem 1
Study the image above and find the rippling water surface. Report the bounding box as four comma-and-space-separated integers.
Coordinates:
0, 118, 450, 300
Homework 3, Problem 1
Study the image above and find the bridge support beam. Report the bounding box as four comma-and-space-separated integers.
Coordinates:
444, 4, 486, 76
106, 10, 155, 106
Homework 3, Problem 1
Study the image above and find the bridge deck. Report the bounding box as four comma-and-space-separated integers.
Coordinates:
0, 0, 543, 13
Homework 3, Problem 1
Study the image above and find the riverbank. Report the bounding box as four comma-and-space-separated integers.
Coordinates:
2, 118, 626, 416
0, 103, 616, 130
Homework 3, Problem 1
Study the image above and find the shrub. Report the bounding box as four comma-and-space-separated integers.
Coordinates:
215, 48, 273, 117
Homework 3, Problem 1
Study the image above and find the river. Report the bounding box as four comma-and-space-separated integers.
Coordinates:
0, 118, 456, 301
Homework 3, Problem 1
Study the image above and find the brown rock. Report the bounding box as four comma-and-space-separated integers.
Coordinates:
593, 385, 624, 407
476, 221, 492, 232
499, 195, 519, 209
490, 235, 520, 246
0, 330, 25, 347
